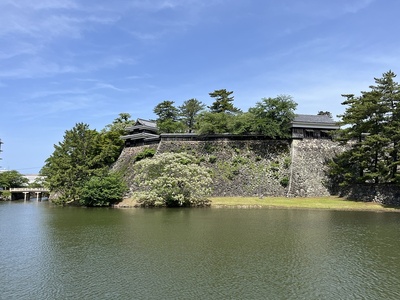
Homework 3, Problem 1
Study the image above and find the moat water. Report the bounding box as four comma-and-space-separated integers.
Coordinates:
1, 200, 400, 299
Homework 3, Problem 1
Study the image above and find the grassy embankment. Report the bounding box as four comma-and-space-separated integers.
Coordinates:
210, 196, 399, 212
117, 196, 399, 211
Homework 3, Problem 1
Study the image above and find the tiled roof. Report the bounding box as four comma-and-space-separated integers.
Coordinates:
292, 114, 339, 130
136, 118, 157, 128
121, 132, 160, 140
293, 114, 335, 124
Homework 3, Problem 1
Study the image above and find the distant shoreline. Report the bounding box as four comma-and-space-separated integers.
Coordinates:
114, 196, 400, 212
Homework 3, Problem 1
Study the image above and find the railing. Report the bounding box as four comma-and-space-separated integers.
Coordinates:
9, 187, 49, 193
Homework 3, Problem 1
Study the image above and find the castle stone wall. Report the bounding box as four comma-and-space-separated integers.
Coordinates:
339, 184, 400, 206
156, 139, 291, 197
288, 139, 346, 197
114, 137, 400, 204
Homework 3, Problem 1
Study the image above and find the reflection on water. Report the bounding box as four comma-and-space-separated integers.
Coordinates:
1, 201, 400, 299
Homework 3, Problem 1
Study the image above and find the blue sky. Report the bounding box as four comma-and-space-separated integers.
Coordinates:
0, 0, 399, 174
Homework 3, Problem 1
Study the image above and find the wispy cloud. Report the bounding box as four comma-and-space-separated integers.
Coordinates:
279, 0, 376, 19
13, 92, 107, 120
127, 0, 213, 11
126, 74, 152, 80
4, 0, 79, 11
344, 0, 375, 14
0, 55, 135, 79
91, 82, 130, 92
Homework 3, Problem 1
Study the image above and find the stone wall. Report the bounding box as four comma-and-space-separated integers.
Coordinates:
112, 144, 159, 175
339, 184, 400, 206
112, 138, 361, 199
287, 139, 346, 197
112, 137, 400, 204
156, 139, 291, 197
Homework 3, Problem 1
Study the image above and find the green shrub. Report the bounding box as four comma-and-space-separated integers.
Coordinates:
269, 161, 280, 172
79, 173, 127, 207
203, 142, 215, 154
232, 156, 247, 166
134, 148, 156, 162
283, 157, 291, 169
1, 190, 11, 200
280, 177, 289, 187
208, 155, 217, 163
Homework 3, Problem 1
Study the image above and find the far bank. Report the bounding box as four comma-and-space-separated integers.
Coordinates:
115, 196, 400, 212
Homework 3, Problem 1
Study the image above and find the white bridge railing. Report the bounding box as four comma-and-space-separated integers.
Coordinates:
9, 187, 49, 193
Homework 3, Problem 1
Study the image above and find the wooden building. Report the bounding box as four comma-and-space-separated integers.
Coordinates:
291, 114, 339, 139
121, 119, 159, 147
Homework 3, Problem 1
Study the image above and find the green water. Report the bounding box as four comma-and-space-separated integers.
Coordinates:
1, 201, 400, 299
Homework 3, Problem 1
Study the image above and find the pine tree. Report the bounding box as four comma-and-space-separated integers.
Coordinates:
208, 89, 240, 114
153, 101, 184, 133
332, 71, 400, 185
41, 123, 104, 203
178, 98, 205, 133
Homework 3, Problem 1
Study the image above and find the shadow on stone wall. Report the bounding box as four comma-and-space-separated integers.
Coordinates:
338, 184, 400, 207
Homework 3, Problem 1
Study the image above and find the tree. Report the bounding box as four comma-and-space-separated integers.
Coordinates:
100, 113, 135, 165
318, 111, 333, 118
79, 173, 127, 207
248, 95, 297, 138
0, 170, 29, 189
153, 101, 184, 133
228, 112, 255, 135
371, 70, 400, 180
40, 123, 106, 204
179, 98, 205, 133
154, 101, 179, 121
132, 152, 212, 207
208, 89, 240, 114
196, 112, 235, 134
330, 71, 400, 186
102, 112, 134, 134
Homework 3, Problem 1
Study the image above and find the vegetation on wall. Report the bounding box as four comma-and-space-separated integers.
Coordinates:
133, 148, 156, 162
132, 152, 212, 207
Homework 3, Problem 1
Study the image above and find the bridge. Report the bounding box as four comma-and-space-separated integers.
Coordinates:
9, 187, 50, 201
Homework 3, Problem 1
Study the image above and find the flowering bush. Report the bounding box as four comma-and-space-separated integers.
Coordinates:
132, 152, 212, 207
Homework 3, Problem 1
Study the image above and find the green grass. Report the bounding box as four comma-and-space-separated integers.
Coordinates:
210, 196, 400, 212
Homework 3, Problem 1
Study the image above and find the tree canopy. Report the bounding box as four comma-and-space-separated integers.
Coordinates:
154, 91, 298, 137
153, 100, 184, 133
179, 98, 205, 133
41, 115, 132, 206
329, 70, 400, 186
0, 170, 29, 189
248, 95, 297, 138
208, 89, 240, 114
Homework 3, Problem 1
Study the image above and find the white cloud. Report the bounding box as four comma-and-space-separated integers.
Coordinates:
0, 0, 118, 39
128, 0, 210, 11
344, 0, 375, 14
126, 74, 152, 80
278, 0, 376, 19
0, 55, 135, 79
92, 82, 129, 92
3, 0, 78, 10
